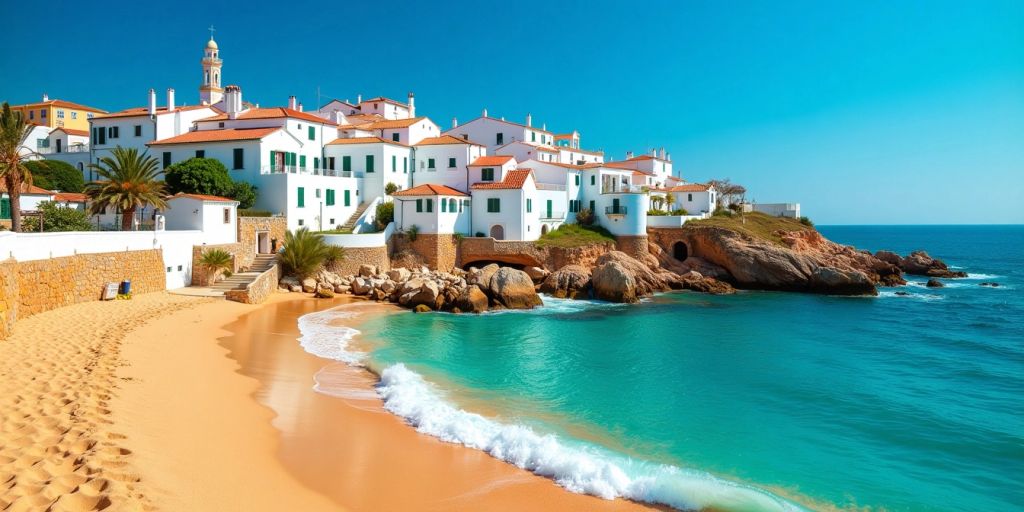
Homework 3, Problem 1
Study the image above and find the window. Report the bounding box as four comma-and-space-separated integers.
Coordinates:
326, 189, 335, 206
314, 157, 320, 170
688, 193, 693, 201
40, 109, 47, 118
57, 110, 65, 119
297, 187, 305, 208
316, 188, 322, 199
416, 199, 423, 212
496, 133, 503, 145
93, 126, 105, 145
575, 175, 580, 186
589, 200, 595, 212
328, 157, 335, 170
526, 198, 532, 213
166, 267, 172, 273
108, 126, 119, 138
162, 152, 171, 168
392, 155, 396, 172
426, 199, 433, 212
218, 122, 225, 128
487, 198, 501, 212
28, 111, 34, 120
195, 150, 205, 158
300, 155, 306, 169
481, 168, 494, 181
441, 198, 447, 213
0, 198, 10, 220
87, 113, 93, 119
591, 175, 595, 186
427, 158, 435, 169
365, 155, 374, 173
392, 133, 400, 142
449, 198, 456, 212
342, 156, 351, 172
308, 126, 315, 141
330, 218, 335, 225
531, 132, 536, 142
298, 219, 304, 226
223, 207, 230, 224
448, 157, 456, 168
403, 157, 408, 174
134, 125, 142, 137
344, 190, 351, 206
233, 148, 244, 169
71, 112, 78, 120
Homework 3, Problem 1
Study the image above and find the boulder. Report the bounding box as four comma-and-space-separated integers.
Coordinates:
539, 265, 591, 299
387, 267, 411, 283
898, 251, 966, 278
593, 251, 670, 298
350, 277, 372, 296
334, 284, 350, 294
592, 260, 638, 303
380, 280, 397, 294
473, 264, 500, 287
455, 286, 489, 313
525, 266, 550, 282
926, 278, 944, 288
358, 264, 378, 277
289, 284, 302, 293
680, 276, 735, 295
873, 250, 902, 266
280, 275, 301, 288
370, 288, 387, 301
302, 278, 317, 293
315, 285, 335, 298
413, 304, 431, 313
399, 280, 441, 309
809, 267, 877, 296
487, 267, 543, 309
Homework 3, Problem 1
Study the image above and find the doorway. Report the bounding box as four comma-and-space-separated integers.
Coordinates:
489, 224, 505, 240
257, 231, 271, 254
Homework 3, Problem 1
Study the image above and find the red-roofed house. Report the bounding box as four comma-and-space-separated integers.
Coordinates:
164, 193, 239, 243
469, 169, 543, 240
666, 183, 717, 216
392, 184, 471, 236
411, 135, 486, 193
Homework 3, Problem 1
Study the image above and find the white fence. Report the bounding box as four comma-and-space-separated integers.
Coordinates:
0, 230, 205, 289
322, 222, 395, 249
752, 203, 801, 218
646, 214, 708, 228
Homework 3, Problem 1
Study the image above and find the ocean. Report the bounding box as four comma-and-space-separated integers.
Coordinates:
299, 225, 1024, 511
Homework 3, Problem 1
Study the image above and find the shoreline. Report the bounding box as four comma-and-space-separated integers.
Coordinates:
117, 292, 660, 511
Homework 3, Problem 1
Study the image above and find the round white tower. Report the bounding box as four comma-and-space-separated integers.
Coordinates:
199, 36, 223, 105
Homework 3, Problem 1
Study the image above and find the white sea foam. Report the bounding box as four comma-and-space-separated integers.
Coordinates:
878, 291, 944, 301
965, 273, 1000, 280
296, 305, 808, 512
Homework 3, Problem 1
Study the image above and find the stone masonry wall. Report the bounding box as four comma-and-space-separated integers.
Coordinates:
225, 264, 279, 304
0, 259, 18, 339
326, 246, 390, 276
392, 233, 457, 271
14, 249, 166, 319
237, 216, 288, 269
191, 243, 245, 286
615, 235, 649, 261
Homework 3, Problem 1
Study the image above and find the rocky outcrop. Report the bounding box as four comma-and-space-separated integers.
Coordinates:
488, 267, 543, 309
592, 259, 639, 303
877, 250, 966, 278
539, 265, 592, 299
926, 278, 944, 288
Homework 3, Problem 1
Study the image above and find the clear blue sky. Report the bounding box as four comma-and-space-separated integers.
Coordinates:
2, 0, 1021, 224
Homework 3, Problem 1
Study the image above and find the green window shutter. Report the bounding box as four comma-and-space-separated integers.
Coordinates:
531, 132, 536, 142
441, 198, 447, 212
326, 189, 334, 206
344, 190, 351, 206
448, 157, 456, 168
416, 199, 423, 212
392, 133, 400, 142
428, 158, 435, 169
343, 156, 351, 172
403, 157, 408, 173
589, 200, 595, 212
0, 198, 10, 220
426, 199, 433, 212
269, 151, 276, 170
526, 198, 532, 213
575, 175, 580, 186
482, 168, 493, 181
308, 126, 315, 140
314, 157, 319, 169
392, 155, 396, 172
300, 155, 306, 168
366, 155, 374, 172
591, 175, 595, 185
298, 187, 305, 208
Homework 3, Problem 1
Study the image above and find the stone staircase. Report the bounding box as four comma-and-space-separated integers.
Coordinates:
208, 254, 278, 294
339, 202, 371, 232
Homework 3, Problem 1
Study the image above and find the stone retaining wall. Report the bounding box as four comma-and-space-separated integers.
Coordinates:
225, 264, 279, 304
457, 237, 616, 270
392, 233, 457, 271
615, 235, 649, 261
326, 246, 390, 276
0, 259, 18, 339
191, 243, 245, 286
237, 216, 288, 269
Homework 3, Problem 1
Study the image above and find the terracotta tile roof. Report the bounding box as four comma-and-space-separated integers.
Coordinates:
53, 192, 87, 202
338, 125, 373, 132
12, 99, 107, 113
343, 114, 386, 124
169, 193, 238, 202
326, 136, 408, 147
360, 117, 428, 130
469, 155, 515, 166
0, 183, 53, 195
415, 135, 484, 146
471, 168, 533, 190
553, 133, 576, 140
669, 183, 712, 192
52, 127, 90, 137
525, 160, 590, 170
148, 127, 280, 145
392, 184, 469, 197
200, 107, 335, 125
96, 104, 214, 119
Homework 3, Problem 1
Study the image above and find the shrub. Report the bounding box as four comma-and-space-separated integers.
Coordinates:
325, 245, 346, 265
475, 232, 485, 237
22, 201, 94, 232
713, 207, 734, 217
384, 182, 399, 195
239, 209, 272, 217
25, 160, 85, 192
228, 181, 257, 209
374, 201, 394, 230
670, 208, 689, 216
727, 202, 743, 212
164, 158, 233, 196
647, 209, 668, 216
453, 232, 464, 243
535, 223, 615, 248
279, 227, 332, 278
575, 207, 595, 226
799, 216, 814, 227
406, 224, 420, 242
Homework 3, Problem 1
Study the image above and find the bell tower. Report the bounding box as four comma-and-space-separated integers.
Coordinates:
199, 28, 223, 105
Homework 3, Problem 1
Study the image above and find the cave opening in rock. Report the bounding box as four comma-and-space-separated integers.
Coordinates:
673, 241, 689, 261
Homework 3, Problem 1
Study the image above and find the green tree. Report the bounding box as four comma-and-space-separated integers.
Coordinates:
198, 248, 234, 285
85, 147, 168, 231
374, 201, 394, 231
25, 160, 85, 192
0, 102, 36, 232
279, 227, 332, 278
664, 192, 676, 212
164, 157, 233, 196
384, 182, 399, 195
227, 181, 257, 209
23, 201, 94, 232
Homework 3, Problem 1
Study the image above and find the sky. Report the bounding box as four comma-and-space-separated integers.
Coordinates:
1, 0, 1021, 224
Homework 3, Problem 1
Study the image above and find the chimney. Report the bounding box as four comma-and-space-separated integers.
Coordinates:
167, 88, 175, 111
482, 108, 488, 118
650, 148, 657, 157
542, 123, 546, 131
357, 94, 362, 104
666, 152, 672, 162
626, 151, 634, 159
407, 92, 415, 117
334, 111, 344, 124
288, 96, 297, 110
298, 103, 304, 112
451, 117, 458, 129
659, 147, 666, 160
148, 89, 157, 115
225, 85, 242, 119
42, 93, 49, 102
526, 113, 532, 127
500, 116, 505, 121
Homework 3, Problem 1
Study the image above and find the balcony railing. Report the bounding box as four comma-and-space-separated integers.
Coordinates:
605, 205, 628, 215
601, 185, 644, 194
539, 211, 565, 220
37, 144, 89, 155
259, 165, 362, 178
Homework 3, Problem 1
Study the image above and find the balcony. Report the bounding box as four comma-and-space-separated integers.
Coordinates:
36, 144, 89, 155
605, 205, 628, 216
259, 165, 362, 178
601, 184, 645, 194
539, 211, 565, 221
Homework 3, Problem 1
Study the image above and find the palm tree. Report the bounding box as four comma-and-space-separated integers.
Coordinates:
85, 147, 168, 231
664, 192, 676, 213
278, 227, 332, 278
198, 248, 234, 285
0, 103, 37, 232
650, 194, 665, 212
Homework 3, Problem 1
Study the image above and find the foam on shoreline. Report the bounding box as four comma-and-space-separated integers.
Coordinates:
296, 303, 807, 512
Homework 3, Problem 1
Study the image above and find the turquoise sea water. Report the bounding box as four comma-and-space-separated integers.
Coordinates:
324, 226, 1024, 511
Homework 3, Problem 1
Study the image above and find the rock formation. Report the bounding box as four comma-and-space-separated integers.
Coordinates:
875, 250, 967, 278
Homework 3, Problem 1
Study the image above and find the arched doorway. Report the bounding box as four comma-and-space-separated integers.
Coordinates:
489, 224, 505, 240
540, 224, 549, 235
673, 241, 688, 261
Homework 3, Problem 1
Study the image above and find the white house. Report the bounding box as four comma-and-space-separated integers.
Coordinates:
0, 183, 56, 224
494, 140, 560, 163
412, 135, 486, 192
470, 169, 541, 240
163, 193, 239, 244
392, 184, 471, 235
666, 183, 717, 216
445, 112, 555, 153
324, 136, 412, 202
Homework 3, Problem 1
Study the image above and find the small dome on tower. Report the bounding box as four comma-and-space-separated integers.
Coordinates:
206, 38, 218, 50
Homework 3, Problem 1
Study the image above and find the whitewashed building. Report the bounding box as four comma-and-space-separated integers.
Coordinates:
391, 184, 470, 235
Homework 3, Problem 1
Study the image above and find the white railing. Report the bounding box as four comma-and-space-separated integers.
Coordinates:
259, 165, 362, 178
601, 184, 645, 194
539, 211, 566, 220
37, 145, 89, 155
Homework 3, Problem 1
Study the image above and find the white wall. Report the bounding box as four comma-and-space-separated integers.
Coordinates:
669, 189, 716, 216
444, 117, 552, 153
753, 203, 801, 218
393, 195, 471, 235
412, 143, 484, 192
163, 196, 238, 245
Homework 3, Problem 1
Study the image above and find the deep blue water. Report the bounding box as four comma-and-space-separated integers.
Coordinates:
354, 226, 1024, 511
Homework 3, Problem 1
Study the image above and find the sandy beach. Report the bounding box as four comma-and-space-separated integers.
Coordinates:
2, 291, 658, 511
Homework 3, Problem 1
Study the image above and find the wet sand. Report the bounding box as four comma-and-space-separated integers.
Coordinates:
119, 292, 659, 511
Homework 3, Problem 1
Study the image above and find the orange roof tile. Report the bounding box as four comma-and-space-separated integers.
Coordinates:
53, 192, 87, 202
12, 99, 107, 113
170, 193, 238, 202
97, 104, 214, 119
558, 146, 604, 156
52, 127, 90, 137
326, 137, 408, 147
392, 184, 468, 197
471, 169, 533, 190
669, 183, 712, 192
469, 155, 515, 166
603, 160, 638, 170
148, 127, 280, 145
416, 135, 484, 146
0, 183, 53, 195
361, 117, 428, 130
200, 107, 334, 125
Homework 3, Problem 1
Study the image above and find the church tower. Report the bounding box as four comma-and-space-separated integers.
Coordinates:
199, 34, 223, 105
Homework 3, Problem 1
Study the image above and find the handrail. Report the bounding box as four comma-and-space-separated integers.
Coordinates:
605, 205, 628, 215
